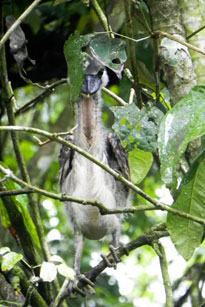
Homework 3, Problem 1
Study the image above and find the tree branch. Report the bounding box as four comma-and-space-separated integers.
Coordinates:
0, 189, 33, 196
102, 87, 127, 106
55, 223, 169, 304
1, 149, 205, 226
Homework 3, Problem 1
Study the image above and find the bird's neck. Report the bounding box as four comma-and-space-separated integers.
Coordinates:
76, 93, 103, 149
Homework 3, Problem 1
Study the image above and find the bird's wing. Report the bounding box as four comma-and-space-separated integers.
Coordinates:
58, 135, 74, 191
107, 132, 130, 180
107, 133, 130, 208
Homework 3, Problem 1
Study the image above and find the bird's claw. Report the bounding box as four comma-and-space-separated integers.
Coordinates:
77, 274, 95, 287
119, 242, 129, 256
101, 245, 120, 269
69, 274, 95, 297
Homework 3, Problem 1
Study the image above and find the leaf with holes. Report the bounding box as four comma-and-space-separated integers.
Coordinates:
167, 151, 205, 261
111, 104, 163, 152
89, 36, 127, 78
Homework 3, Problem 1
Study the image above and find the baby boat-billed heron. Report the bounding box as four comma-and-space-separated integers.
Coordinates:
59, 56, 130, 282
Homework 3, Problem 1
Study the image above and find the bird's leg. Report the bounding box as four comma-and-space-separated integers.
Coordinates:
73, 230, 84, 276
70, 230, 94, 296
101, 224, 129, 269
101, 225, 121, 269
111, 225, 129, 258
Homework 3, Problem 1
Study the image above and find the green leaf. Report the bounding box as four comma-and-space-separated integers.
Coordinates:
57, 263, 75, 280
64, 31, 93, 102
128, 148, 153, 184
158, 85, 205, 185
89, 36, 127, 77
167, 151, 205, 261
40, 261, 57, 282
50, 255, 64, 263
0, 247, 10, 255
111, 104, 163, 152
1, 252, 23, 271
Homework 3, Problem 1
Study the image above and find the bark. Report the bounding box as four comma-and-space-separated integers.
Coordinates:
0, 272, 25, 307
1, 265, 47, 307
179, 0, 205, 83
146, 0, 197, 105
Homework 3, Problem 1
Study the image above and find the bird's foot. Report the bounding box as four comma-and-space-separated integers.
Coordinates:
68, 274, 95, 297
101, 243, 129, 269
101, 245, 120, 269
119, 242, 129, 256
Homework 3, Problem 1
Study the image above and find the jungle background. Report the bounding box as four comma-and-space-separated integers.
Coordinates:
0, 0, 205, 306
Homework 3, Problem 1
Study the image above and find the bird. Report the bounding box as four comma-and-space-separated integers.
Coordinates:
59, 56, 130, 277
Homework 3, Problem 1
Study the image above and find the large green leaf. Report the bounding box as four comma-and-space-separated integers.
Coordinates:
158, 85, 205, 185
64, 31, 93, 102
111, 104, 163, 152
167, 151, 205, 261
89, 36, 127, 77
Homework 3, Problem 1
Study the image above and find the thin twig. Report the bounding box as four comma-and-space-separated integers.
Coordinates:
124, 0, 143, 107
15, 79, 67, 116
97, 31, 151, 43
186, 25, 205, 40
129, 88, 135, 104
158, 243, 173, 307
153, 30, 205, 56
91, 0, 114, 36
50, 278, 70, 307
0, 189, 33, 196
1, 126, 205, 225
0, 0, 42, 49
102, 87, 127, 106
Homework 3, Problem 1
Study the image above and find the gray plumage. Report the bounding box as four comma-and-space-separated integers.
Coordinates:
59, 58, 130, 274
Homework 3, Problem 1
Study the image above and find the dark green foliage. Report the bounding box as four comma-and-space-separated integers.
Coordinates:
159, 85, 205, 185
111, 104, 163, 152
